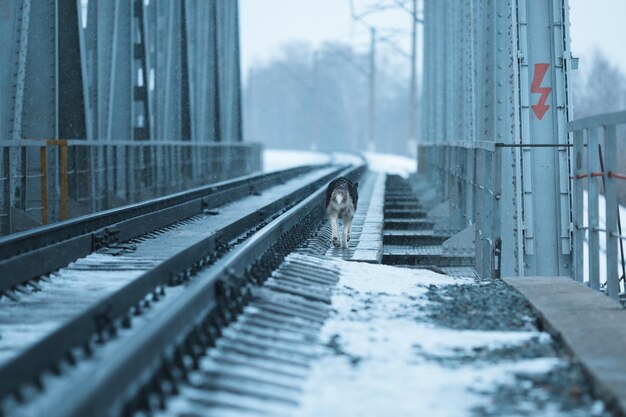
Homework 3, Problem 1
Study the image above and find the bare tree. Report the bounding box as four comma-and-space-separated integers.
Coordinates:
242, 41, 411, 154
573, 49, 626, 117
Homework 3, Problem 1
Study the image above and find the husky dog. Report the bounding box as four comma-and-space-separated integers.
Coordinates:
325, 177, 358, 248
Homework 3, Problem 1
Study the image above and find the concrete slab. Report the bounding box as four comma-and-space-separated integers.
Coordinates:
352, 173, 385, 263
504, 276, 626, 416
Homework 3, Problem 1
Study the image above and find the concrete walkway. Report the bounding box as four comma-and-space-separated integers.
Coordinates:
505, 277, 626, 416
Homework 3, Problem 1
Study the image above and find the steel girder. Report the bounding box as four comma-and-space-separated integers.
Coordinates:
421, 0, 575, 277
0, 0, 246, 233
1, 0, 242, 144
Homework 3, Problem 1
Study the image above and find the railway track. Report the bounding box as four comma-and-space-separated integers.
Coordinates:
1, 164, 319, 293
0, 160, 365, 417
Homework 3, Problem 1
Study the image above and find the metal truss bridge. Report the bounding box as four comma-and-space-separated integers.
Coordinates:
0, 0, 624, 416
421, 0, 626, 298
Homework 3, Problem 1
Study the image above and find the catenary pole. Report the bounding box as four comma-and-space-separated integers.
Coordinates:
368, 27, 377, 152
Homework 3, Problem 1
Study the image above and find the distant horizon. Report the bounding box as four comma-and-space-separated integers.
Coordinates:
240, 0, 626, 81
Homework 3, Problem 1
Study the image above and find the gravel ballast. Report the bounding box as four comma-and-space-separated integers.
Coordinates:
422, 278, 612, 417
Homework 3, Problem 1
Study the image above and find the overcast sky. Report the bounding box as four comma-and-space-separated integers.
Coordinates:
240, 0, 626, 79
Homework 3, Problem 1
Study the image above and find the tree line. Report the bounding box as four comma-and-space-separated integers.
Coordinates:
243, 42, 414, 155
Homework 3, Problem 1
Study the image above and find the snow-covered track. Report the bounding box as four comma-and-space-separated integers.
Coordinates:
0, 165, 320, 294
18, 163, 363, 417
0, 163, 364, 415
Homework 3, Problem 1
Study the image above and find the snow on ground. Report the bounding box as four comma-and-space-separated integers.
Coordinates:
294, 257, 570, 417
330, 152, 365, 167
364, 152, 417, 178
263, 149, 332, 172
262, 148, 416, 177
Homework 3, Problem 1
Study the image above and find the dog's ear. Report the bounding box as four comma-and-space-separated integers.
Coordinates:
354, 182, 358, 189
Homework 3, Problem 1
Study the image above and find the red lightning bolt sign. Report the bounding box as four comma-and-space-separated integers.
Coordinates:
531, 63, 552, 120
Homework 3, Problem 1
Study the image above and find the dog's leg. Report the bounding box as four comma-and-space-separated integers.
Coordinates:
341, 214, 351, 249
330, 213, 340, 247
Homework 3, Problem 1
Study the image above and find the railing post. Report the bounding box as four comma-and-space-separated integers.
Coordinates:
1, 147, 10, 234
587, 127, 600, 290
124, 145, 131, 202
102, 144, 110, 210
465, 148, 474, 225
572, 130, 585, 282
59, 141, 68, 220
474, 148, 486, 275
40, 145, 48, 225
20, 147, 27, 213
484, 150, 495, 277
604, 125, 619, 300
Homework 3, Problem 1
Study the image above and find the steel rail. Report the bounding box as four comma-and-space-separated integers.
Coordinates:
0, 165, 322, 293
53, 163, 365, 417
0, 163, 351, 404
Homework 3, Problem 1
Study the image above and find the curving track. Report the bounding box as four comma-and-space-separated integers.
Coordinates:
0, 160, 365, 417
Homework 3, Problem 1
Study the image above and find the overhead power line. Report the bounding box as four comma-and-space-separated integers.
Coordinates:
389, 0, 424, 23
348, 0, 416, 61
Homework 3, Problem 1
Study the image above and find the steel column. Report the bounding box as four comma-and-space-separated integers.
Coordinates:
516, 0, 572, 276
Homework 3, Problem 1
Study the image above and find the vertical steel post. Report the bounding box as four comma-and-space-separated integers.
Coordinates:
515, 0, 572, 276
587, 128, 600, 290
572, 130, 585, 282
59, 141, 68, 220
493, 0, 522, 277
1, 148, 10, 234
604, 125, 619, 299
40, 146, 48, 224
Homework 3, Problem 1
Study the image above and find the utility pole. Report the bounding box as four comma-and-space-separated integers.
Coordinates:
411, 0, 424, 173
311, 51, 319, 150
368, 27, 377, 152
247, 68, 254, 142
409, 0, 418, 152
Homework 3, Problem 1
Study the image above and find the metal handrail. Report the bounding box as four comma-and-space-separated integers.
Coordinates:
568, 110, 626, 131
569, 110, 626, 301
420, 140, 497, 152
0, 139, 259, 148
0, 141, 262, 236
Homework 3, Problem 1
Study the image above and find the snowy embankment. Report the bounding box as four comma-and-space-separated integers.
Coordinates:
293, 257, 605, 417
363, 152, 417, 178
262, 149, 332, 172
263, 149, 417, 178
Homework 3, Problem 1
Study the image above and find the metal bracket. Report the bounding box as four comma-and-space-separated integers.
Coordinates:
441, 224, 475, 257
